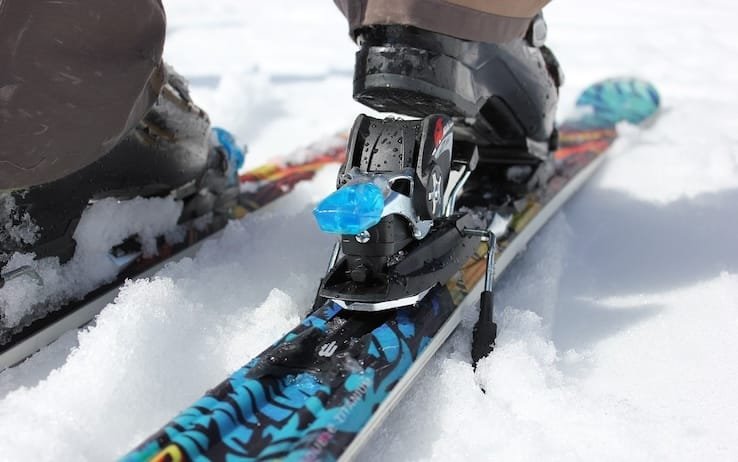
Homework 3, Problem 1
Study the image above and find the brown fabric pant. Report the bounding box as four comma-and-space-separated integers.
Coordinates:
0, 0, 166, 190
0, 0, 548, 190
333, 0, 550, 42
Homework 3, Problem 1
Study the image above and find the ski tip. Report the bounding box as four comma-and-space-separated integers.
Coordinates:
576, 78, 660, 126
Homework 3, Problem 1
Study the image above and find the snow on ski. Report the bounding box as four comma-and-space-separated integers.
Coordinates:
0, 138, 347, 371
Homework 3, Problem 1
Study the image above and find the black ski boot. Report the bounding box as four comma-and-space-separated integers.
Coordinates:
0, 67, 244, 276
353, 16, 563, 200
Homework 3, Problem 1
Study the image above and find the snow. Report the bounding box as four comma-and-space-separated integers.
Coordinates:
0, 195, 39, 247
0, 197, 184, 328
1, 0, 738, 461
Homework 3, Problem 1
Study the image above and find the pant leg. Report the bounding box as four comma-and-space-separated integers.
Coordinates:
0, 0, 167, 190
334, 0, 550, 42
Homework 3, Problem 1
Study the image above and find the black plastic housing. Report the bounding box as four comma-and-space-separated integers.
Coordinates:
320, 212, 481, 304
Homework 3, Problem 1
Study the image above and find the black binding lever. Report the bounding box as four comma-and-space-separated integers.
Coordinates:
462, 228, 498, 370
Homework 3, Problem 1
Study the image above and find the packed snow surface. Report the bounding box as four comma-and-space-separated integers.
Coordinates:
1, 0, 737, 460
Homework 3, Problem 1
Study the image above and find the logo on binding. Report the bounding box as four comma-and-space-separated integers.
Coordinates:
318, 341, 338, 357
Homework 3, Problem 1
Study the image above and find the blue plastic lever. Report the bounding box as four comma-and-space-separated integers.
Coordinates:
313, 182, 384, 235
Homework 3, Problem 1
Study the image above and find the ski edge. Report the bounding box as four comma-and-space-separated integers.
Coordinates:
340, 153, 608, 461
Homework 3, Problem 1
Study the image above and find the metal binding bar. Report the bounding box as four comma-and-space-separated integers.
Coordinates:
462, 228, 497, 291
444, 168, 472, 217
0, 265, 43, 289
326, 240, 341, 273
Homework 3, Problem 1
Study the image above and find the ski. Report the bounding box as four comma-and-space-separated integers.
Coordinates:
124, 78, 661, 462
0, 136, 347, 371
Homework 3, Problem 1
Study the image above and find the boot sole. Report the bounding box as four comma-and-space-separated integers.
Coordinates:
354, 44, 479, 118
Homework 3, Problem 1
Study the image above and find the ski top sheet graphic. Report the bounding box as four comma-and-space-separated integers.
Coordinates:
123, 78, 660, 462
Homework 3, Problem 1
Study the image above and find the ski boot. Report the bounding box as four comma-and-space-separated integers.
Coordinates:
0, 67, 245, 285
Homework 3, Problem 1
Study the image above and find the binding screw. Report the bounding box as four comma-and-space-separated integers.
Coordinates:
356, 230, 371, 244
